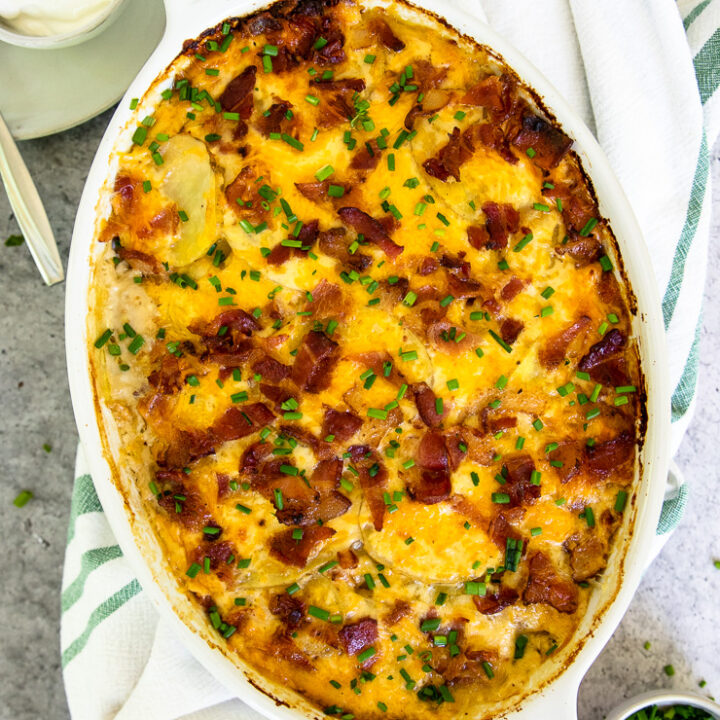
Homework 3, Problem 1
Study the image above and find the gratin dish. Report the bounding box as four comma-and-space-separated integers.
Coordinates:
65, 0, 671, 718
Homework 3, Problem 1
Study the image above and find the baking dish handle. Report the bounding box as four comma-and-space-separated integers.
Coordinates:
503, 673, 579, 720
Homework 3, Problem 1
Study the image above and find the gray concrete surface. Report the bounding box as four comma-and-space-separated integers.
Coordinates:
0, 114, 717, 720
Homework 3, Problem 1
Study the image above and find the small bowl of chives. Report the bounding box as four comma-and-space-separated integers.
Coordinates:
607, 690, 720, 720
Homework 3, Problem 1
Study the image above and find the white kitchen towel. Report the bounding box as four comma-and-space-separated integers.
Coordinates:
61, 0, 719, 717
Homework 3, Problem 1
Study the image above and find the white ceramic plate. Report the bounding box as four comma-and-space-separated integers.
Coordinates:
0, 0, 165, 140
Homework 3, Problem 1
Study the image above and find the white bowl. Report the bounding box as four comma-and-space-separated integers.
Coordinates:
607, 690, 720, 720
0, 0, 127, 49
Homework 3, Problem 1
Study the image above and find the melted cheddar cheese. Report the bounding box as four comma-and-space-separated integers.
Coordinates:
88, 1, 643, 717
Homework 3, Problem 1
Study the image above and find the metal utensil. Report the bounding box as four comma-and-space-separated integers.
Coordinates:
0, 110, 64, 285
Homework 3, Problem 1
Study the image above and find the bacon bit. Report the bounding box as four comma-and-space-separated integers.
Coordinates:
266, 631, 314, 670
312, 77, 366, 92
447, 272, 483, 299
543, 168, 597, 232
349, 138, 383, 171
419, 257, 439, 276
253, 465, 318, 525
259, 384, 297, 412
425, 320, 477, 354
240, 441, 273, 474
422, 127, 473, 182
584, 431, 635, 480
310, 458, 352, 522
443, 648, 499, 686
113, 175, 138, 213
191, 308, 259, 341
578, 329, 629, 386
523, 551, 579, 613
155, 471, 211, 529
349, 444, 387, 531
503, 454, 540, 507
284, 15, 318, 57
487, 510, 523, 551
213, 403, 275, 443
461, 75, 506, 116
353, 351, 406, 387
292, 330, 339, 393
160, 429, 215, 469
409, 470, 451, 505
256, 100, 293, 137
443, 429, 469, 471
416, 431, 449, 471
219, 65, 257, 116
322, 407, 362, 443
481, 410, 517, 435
412, 383, 443, 428
337, 206, 403, 259
193, 531, 226, 559
191, 540, 235, 581
265, 243, 292, 266
564, 533, 608, 582
482, 201, 520, 250
370, 17, 404, 51
413, 59, 449, 92
216, 473, 231, 500
512, 113, 573, 170
225, 166, 265, 224
269, 525, 335, 567
247, 13, 282, 36
555, 236, 603, 267
538, 315, 592, 368
384, 600, 412, 626
466, 224, 490, 251
597, 270, 624, 308
307, 279, 348, 320
270, 593, 306, 628
115, 246, 163, 276
409, 431, 454, 504
472, 586, 519, 615
549, 439, 582, 483
148, 354, 183, 394
339, 617, 378, 659
279, 424, 320, 454
252, 354, 291, 383
262, 234, 307, 265
311, 15, 346, 65
314, 78, 366, 127
337, 548, 358, 569
318, 227, 372, 271
500, 318, 524, 345
296, 180, 354, 205
474, 122, 518, 164
501, 276, 525, 302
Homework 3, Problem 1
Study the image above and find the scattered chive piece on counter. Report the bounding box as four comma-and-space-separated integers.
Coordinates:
13, 490, 33, 508
5, 234, 24, 246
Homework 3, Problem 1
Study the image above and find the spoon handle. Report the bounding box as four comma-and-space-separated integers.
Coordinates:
0, 112, 64, 285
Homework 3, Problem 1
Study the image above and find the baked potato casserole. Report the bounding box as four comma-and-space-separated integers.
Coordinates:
88, 0, 644, 716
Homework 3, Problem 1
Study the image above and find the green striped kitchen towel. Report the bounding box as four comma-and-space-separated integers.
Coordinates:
61, 0, 718, 717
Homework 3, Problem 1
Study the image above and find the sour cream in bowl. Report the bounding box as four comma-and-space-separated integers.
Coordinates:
0, 0, 127, 48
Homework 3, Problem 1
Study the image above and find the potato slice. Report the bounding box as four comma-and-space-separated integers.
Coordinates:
160, 134, 216, 267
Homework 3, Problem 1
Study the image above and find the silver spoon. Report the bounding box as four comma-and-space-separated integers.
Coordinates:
0, 110, 63, 285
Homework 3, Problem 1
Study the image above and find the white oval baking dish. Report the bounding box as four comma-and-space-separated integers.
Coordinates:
65, 0, 672, 717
